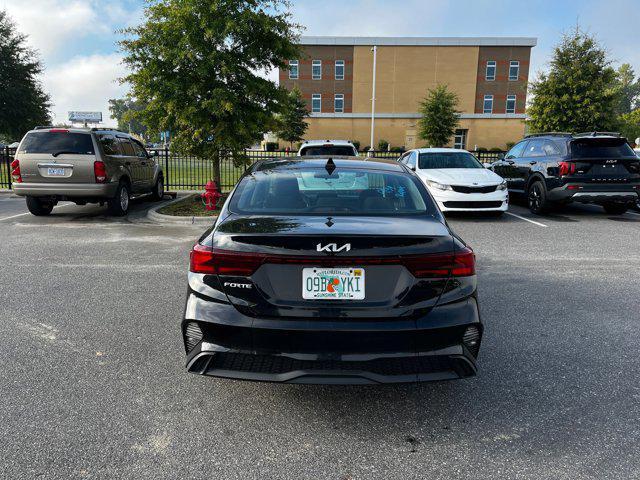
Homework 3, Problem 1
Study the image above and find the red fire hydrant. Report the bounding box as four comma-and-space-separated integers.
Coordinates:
201, 180, 222, 211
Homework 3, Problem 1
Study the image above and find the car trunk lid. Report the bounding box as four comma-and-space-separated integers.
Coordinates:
564, 137, 640, 182
207, 215, 459, 318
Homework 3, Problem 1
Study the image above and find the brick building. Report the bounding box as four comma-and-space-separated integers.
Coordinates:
279, 36, 537, 150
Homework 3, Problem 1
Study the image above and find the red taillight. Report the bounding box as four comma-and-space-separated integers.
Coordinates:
189, 245, 476, 278
94, 161, 107, 183
558, 161, 576, 176
10, 159, 22, 183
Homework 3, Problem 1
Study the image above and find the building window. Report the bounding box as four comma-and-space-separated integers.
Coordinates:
288, 60, 298, 80
483, 95, 494, 114
312, 94, 321, 113
509, 61, 520, 81
485, 60, 496, 81
454, 130, 468, 149
335, 60, 345, 80
312, 60, 322, 80
506, 95, 517, 114
334, 94, 344, 113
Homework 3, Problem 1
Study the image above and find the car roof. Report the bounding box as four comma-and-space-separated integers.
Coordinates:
299, 140, 356, 147
411, 148, 469, 153
254, 156, 407, 173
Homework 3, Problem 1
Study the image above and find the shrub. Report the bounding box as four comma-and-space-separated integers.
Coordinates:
377, 139, 389, 151
489, 147, 503, 152
390, 146, 405, 153
476, 147, 488, 152
264, 142, 279, 151
351, 140, 361, 151
505, 141, 515, 150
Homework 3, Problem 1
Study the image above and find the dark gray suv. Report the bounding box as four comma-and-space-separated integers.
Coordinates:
491, 133, 640, 214
12, 127, 164, 216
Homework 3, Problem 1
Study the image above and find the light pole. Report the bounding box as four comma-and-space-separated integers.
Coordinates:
369, 45, 377, 156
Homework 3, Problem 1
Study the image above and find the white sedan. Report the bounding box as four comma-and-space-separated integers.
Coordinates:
399, 148, 508, 213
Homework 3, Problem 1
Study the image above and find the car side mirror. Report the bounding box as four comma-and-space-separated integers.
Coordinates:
149, 150, 159, 158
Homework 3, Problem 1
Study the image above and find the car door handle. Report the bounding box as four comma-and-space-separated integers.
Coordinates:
529, 161, 537, 165
506, 160, 515, 165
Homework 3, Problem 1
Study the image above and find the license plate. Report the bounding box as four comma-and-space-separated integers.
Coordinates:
47, 168, 65, 176
302, 267, 365, 300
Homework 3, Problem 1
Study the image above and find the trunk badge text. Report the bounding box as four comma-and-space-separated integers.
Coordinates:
224, 282, 252, 289
317, 243, 351, 253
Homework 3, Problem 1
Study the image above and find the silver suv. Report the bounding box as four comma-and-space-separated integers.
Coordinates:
12, 127, 164, 216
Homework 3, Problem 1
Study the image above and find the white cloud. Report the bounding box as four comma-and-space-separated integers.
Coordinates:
43, 53, 129, 126
1, 0, 108, 58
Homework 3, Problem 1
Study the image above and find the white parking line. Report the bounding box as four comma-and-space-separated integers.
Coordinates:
0, 203, 75, 222
505, 211, 548, 228
626, 211, 640, 217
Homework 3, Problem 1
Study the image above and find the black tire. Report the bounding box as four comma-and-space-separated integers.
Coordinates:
26, 196, 54, 216
107, 181, 131, 216
150, 175, 164, 201
634, 197, 640, 212
527, 181, 551, 214
602, 203, 628, 215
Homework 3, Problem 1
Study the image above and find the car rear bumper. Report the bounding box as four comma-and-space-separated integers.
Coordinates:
182, 293, 482, 385
12, 182, 118, 198
547, 184, 640, 204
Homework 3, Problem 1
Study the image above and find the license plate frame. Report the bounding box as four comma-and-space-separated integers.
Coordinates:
302, 267, 365, 300
47, 167, 65, 176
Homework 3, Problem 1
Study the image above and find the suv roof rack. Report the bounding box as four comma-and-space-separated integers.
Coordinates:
573, 131, 621, 138
33, 126, 56, 130
524, 132, 573, 138
90, 127, 126, 133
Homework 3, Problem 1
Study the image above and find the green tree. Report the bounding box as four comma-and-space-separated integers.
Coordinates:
619, 109, 640, 144
528, 29, 619, 133
613, 63, 640, 115
0, 10, 50, 141
275, 87, 308, 147
417, 84, 460, 147
119, 0, 300, 186
108, 97, 149, 138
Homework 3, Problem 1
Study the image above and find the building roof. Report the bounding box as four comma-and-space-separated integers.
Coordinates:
299, 36, 537, 47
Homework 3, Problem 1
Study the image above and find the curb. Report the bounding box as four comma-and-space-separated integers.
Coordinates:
147, 196, 217, 225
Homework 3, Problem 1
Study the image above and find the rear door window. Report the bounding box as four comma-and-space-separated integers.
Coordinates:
523, 139, 546, 158
98, 134, 121, 155
19, 132, 95, 155
131, 141, 147, 158
118, 138, 136, 156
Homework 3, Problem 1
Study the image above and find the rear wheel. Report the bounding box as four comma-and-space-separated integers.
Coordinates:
26, 196, 54, 216
602, 203, 628, 215
150, 175, 164, 201
108, 181, 130, 216
527, 181, 552, 214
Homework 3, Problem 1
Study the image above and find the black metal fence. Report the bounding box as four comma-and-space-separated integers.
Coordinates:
0, 146, 505, 192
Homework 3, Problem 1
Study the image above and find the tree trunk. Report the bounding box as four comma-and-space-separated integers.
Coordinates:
212, 151, 221, 189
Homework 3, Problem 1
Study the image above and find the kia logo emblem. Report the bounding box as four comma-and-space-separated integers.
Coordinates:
317, 243, 351, 253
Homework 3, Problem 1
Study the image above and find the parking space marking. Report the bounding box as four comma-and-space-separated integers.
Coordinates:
0, 203, 75, 222
626, 211, 640, 217
505, 211, 548, 228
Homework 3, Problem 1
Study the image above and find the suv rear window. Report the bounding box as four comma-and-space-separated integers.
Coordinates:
19, 132, 95, 155
230, 168, 436, 216
571, 139, 636, 158
300, 146, 357, 156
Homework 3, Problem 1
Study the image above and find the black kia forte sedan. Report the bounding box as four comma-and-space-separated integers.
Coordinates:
182, 157, 482, 384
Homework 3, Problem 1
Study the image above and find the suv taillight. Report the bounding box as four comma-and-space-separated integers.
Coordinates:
10, 159, 22, 183
94, 161, 107, 183
558, 161, 576, 176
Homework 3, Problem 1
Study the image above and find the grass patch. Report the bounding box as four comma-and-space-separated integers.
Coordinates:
158, 194, 225, 217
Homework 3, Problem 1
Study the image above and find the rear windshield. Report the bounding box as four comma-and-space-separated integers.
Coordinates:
300, 146, 357, 156
19, 132, 95, 155
229, 168, 436, 216
418, 152, 483, 169
571, 139, 636, 159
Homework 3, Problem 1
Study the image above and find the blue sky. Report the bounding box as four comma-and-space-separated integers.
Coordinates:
2, 0, 639, 126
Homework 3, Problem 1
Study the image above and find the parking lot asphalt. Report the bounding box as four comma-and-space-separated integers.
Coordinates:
1, 192, 639, 480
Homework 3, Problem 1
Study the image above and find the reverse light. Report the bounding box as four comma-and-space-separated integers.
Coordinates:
10, 159, 22, 183
558, 161, 576, 176
94, 160, 107, 183
426, 179, 452, 191
189, 245, 476, 278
